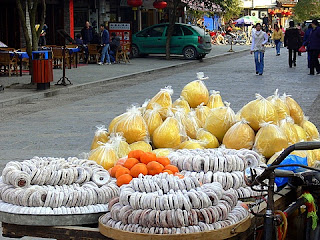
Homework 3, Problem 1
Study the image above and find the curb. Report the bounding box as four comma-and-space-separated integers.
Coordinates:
0, 48, 250, 109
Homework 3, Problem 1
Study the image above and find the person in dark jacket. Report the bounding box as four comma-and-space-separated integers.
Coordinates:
98, 24, 111, 65
284, 21, 302, 68
303, 24, 313, 68
308, 20, 320, 75
109, 32, 121, 63
81, 21, 94, 44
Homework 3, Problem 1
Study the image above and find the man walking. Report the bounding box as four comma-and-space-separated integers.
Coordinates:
308, 20, 320, 75
284, 21, 301, 68
98, 24, 111, 65
251, 23, 268, 75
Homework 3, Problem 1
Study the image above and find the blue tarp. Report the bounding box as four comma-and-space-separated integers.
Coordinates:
204, 15, 221, 31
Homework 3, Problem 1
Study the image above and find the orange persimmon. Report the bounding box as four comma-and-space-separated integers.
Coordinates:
130, 163, 148, 177
147, 161, 164, 176
163, 169, 173, 174
164, 164, 179, 174
123, 158, 139, 169
115, 166, 130, 179
140, 152, 157, 165
156, 156, 170, 166
110, 165, 123, 178
128, 150, 145, 161
117, 174, 133, 187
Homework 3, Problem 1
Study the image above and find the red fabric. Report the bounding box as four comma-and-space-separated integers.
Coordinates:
69, 0, 74, 38
298, 46, 306, 53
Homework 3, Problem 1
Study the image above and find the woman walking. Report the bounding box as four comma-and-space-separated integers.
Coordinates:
284, 21, 301, 68
272, 24, 284, 56
251, 23, 268, 75
308, 20, 320, 75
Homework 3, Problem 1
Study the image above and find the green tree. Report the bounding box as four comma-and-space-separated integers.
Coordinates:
217, 0, 243, 23
16, 0, 46, 82
293, 0, 320, 22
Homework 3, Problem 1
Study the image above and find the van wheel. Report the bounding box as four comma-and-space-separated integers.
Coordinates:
183, 46, 198, 60
131, 44, 140, 58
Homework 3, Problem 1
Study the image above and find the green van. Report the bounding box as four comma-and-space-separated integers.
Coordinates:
131, 23, 212, 60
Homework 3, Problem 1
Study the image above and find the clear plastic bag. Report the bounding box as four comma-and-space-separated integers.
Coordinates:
174, 108, 199, 139
196, 128, 219, 149
222, 119, 255, 150
108, 133, 131, 158
279, 116, 299, 145
267, 89, 290, 120
282, 93, 304, 124
294, 124, 308, 142
179, 139, 203, 149
172, 97, 191, 114
204, 102, 236, 142
195, 103, 211, 128
130, 141, 153, 152
207, 90, 224, 109
91, 125, 110, 150
88, 143, 118, 170
254, 122, 288, 159
143, 104, 163, 136
152, 117, 182, 149
147, 86, 173, 119
301, 117, 319, 141
240, 94, 278, 131
180, 72, 209, 108
109, 105, 148, 144
152, 148, 174, 157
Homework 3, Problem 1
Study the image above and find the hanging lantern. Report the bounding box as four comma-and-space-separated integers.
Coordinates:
269, 10, 275, 16
127, 0, 143, 20
285, 11, 290, 16
153, 0, 167, 12
281, 11, 286, 16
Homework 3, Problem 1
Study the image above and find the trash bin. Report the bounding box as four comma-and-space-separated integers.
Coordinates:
32, 51, 53, 90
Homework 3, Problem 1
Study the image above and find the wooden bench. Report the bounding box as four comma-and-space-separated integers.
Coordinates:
0, 52, 18, 76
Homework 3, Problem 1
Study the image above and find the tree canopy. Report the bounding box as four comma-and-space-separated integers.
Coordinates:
293, 0, 320, 22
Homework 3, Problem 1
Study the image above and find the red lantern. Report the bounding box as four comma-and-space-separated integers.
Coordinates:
281, 11, 286, 16
270, 10, 275, 16
127, 0, 143, 20
153, 0, 167, 11
285, 11, 290, 16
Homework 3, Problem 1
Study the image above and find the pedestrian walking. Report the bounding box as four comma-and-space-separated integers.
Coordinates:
81, 21, 94, 44
271, 24, 284, 56
250, 23, 268, 75
308, 20, 320, 75
98, 24, 111, 65
303, 24, 313, 68
284, 21, 302, 68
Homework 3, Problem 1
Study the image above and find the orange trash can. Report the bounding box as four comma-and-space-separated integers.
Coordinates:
32, 51, 53, 90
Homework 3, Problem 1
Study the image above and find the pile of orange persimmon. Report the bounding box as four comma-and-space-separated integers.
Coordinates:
109, 150, 181, 187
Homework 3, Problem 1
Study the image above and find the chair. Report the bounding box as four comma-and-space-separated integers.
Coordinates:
116, 43, 130, 64
87, 44, 101, 63
0, 52, 18, 76
52, 47, 70, 69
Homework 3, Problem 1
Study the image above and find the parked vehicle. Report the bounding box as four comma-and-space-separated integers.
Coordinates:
131, 23, 212, 60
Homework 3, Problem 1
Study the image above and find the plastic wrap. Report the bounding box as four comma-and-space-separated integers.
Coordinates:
222, 119, 255, 150
180, 72, 209, 108
108, 133, 131, 158
207, 90, 224, 109
179, 139, 203, 149
88, 143, 118, 170
143, 105, 163, 136
174, 109, 199, 139
301, 117, 319, 141
279, 117, 299, 145
240, 94, 278, 131
91, 125, 110, 150
195, 103, 210, 128
282, 93, 304, 124
204, 102, 236, 142
196, 128, 219, 148
152, 148, 174, 157
129, 141, 152, 152
146, 86, 173, 119
172, 97, 191, 114
254, 122, 288, 159
110, 106, 148, 144
294, 124, 308, 142
152, 117, 181, 149
267, 89, 290, 120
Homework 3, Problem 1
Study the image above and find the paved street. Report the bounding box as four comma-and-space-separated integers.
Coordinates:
0, 46, 319, 174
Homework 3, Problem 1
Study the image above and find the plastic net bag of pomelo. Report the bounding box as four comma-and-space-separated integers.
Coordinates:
180, 72, 209, 108
204, 102, 236, 142
222, 119, 255, 150
267, 89, 290, 120
108, 133, 131, 158
130, 141, 152, 152
254, 122, 288, 159
240, 94, 278, 131
281, 93, 304, 125
300, 117, 320, 141
152, 117, 182, 149
174, 108, 199, 139
179, 139, 203, 149
109, 105, 148, 144
143, 104, 163, 136
91, 125, 110, 150
196, 128, 219, 148
279, 116, 300, 145
146, 86, 173, 119
195, 103, 211, 128
88, 142, 118, 170
172, 97, 191, 114
294, 124, 308, 142
207, 90, 224, 109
